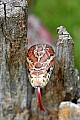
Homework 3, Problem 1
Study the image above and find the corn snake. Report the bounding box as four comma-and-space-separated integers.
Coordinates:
26, 44, 54, 111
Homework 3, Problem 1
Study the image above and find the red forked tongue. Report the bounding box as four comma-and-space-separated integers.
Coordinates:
37, 87, 45, 111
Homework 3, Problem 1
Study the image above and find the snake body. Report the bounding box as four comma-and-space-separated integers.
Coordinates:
26, 44, 54, 111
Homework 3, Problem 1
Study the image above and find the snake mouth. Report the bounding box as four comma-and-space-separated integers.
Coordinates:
29, 75, 50, 88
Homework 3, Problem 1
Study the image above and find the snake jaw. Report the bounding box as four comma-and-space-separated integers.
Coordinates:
37, 87, 45, 111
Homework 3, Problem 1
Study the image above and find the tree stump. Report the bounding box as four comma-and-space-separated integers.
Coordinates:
30, 26, 80, 120
0, 0, 31, 119
0, 1, 80, 119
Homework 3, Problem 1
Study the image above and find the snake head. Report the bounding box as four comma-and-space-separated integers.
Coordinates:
26, 44, 55, 88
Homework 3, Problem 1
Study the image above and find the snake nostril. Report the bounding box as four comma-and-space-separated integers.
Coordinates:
43, 79, 45, 82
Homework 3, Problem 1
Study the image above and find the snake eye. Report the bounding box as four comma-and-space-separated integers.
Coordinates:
47, 67, 50, 73
27, 68, 30, 73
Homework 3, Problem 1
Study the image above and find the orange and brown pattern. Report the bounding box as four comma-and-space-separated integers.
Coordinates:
26, 44, 55, 88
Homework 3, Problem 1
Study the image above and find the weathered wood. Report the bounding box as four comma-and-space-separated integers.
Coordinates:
42, 26, 80, 110
59, 102, 80, 120
0, 1, 80, 118
56, 26, 79, 101
0, 0, 31, 119
30, 26, 80, 119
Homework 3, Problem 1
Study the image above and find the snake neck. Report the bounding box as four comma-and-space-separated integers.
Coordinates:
37, 87, 45, 111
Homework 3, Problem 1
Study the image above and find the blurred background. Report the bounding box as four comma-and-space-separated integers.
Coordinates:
28, 0, 80, 75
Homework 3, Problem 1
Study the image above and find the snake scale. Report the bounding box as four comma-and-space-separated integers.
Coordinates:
26, 44, 54, 111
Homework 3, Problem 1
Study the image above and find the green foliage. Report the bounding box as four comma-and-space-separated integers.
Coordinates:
33, 0, 80, 74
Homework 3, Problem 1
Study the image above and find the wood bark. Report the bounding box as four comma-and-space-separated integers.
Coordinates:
0, 0, 32, 119
30, 26, 80, 119
56, 26, 79, 101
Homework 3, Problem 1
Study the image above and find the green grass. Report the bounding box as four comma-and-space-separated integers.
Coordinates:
32, 0, 80, 75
